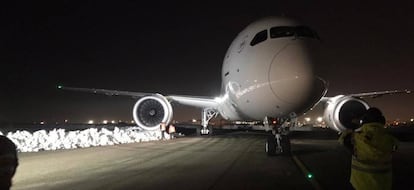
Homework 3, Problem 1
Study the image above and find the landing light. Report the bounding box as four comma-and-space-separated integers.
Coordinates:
411, 118, 413, 122
316, 117, 323, 123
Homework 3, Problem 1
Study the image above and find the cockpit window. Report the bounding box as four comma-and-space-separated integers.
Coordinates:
296, 26, 318, 39
250, 30, 268, 46
270, 26, 319, 40
270, 26, 295, 38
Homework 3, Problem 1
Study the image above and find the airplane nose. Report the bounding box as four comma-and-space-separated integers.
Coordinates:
269, 43, 315, 104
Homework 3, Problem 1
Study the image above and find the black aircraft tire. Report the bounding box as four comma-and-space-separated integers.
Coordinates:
281, 135, 291, 156
266, 136, 276, 156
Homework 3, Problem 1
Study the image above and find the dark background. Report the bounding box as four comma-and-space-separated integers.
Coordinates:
1, 1, 413, 124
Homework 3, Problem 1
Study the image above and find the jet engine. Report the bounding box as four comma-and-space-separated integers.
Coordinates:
132, 94, 173, 131
323, 95, 369, 132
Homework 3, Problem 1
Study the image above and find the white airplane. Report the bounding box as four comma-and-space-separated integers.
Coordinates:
59, 16, 411, 155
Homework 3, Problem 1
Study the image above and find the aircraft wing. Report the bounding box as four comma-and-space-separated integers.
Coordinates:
346, 89, 411, 99
58, 85, 219, 109
168, 95, 219, 108
58, 85, 153, 98
320, 89, 411, 101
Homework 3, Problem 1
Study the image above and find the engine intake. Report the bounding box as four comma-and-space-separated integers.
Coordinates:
323, 95, 369, 132
132, 94, 173, 130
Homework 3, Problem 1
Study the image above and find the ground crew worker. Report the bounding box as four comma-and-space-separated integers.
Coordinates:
160, 122, 166, 140
168, 124, 176, 139
0, 135, 19, 190
339, 107, 398, 190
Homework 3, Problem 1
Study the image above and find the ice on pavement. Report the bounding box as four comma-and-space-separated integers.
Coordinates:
0, 126, 170, 152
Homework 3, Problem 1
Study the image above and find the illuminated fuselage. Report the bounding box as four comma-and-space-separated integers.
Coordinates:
217, 17, 326, 121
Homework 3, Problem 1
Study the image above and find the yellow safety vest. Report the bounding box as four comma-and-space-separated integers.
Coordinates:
350, 122, 398, 190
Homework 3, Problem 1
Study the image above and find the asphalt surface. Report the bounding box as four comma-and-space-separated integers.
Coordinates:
11, 129, 414, 190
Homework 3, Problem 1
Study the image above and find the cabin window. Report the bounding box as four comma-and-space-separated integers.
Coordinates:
250, 30, 268, 46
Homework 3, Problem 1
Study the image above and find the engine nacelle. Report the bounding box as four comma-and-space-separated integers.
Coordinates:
323, 95, 369, 132
132, 94, 173, 131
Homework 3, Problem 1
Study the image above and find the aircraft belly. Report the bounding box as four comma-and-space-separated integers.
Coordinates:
231, 82, 292, 120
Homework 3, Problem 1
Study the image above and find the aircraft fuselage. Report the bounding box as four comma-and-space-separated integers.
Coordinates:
218, 17, 326, 121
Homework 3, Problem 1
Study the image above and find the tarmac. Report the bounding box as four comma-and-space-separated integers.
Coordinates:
11, 127, 414, 190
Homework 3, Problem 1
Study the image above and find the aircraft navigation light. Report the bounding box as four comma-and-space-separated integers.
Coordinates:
316, 117, 323, 122
88, 120, 94, 124
307, 173, 313, 179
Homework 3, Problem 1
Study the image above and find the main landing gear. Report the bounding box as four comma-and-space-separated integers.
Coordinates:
200, 108, 218, 135
264, 117, 291, 156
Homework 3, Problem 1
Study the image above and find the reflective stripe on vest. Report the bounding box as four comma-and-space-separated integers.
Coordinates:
352, 156, 391, 165
351, 157, 391, 174
351, 164, 391, 173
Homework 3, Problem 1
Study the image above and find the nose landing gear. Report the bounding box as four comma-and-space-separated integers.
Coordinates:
266, 133, 291, 156
264, 117, 291, 156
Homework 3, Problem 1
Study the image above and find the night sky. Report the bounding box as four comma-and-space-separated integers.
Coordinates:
2, 1, 414, 124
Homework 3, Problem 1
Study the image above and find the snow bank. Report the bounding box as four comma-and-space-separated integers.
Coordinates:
0, 127, 170, 152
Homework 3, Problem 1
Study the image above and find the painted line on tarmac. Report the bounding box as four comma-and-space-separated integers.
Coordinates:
292, 155, 323, 190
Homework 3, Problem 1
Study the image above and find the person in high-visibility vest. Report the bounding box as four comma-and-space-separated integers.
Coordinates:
160, 122, 166, 140
0, 135, 19, 190
339, 107, 398, 190
168, 124, 176, 139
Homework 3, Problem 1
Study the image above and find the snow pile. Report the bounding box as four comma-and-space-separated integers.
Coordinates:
0, 127, 170, 152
